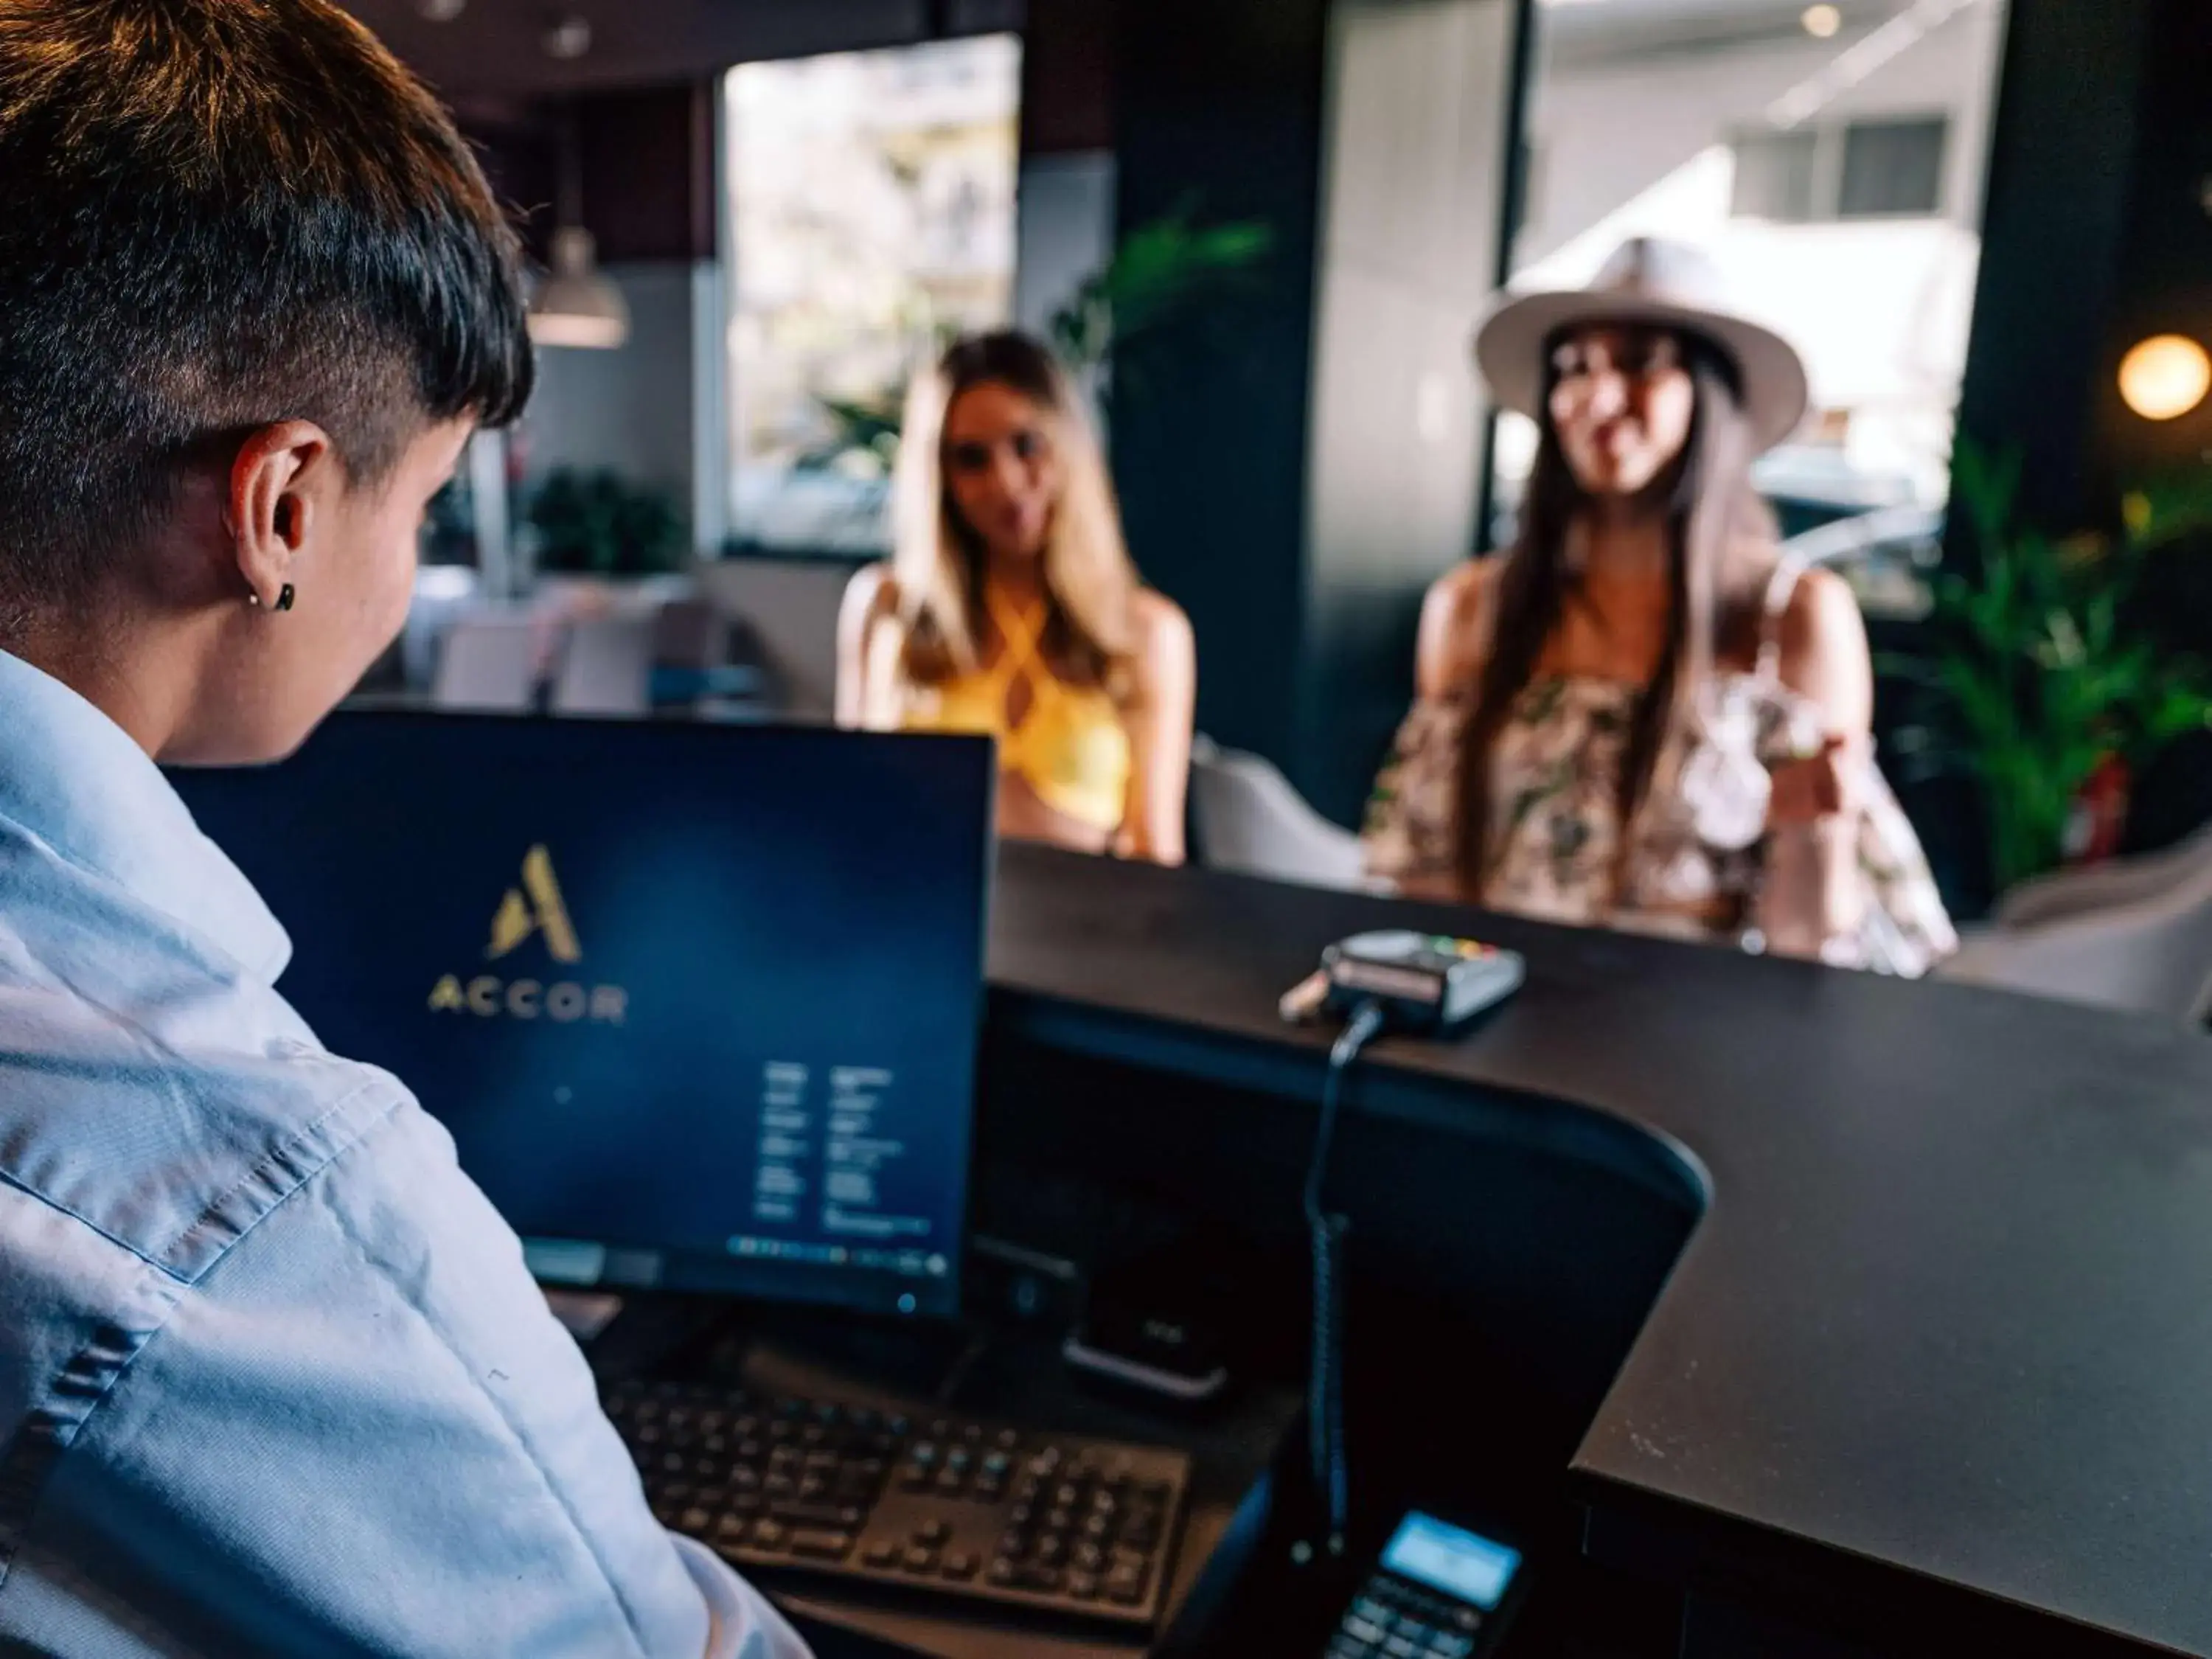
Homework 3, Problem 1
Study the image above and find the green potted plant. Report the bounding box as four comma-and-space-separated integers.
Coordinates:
1899, 440, 2212, 895
789, 204, 1275, 487
525, 468, 689, 582
1046, 202, 1274, 414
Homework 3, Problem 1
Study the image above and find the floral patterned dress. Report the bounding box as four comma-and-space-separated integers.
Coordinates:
1362, 573, 1957, 975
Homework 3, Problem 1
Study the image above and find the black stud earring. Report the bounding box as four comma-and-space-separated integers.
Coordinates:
273, 583, 296, 613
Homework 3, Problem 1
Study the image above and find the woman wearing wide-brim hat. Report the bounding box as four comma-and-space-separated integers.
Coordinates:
1361, 237, 1955, 974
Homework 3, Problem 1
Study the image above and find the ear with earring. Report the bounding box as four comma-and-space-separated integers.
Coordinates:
247, 584, 297, 613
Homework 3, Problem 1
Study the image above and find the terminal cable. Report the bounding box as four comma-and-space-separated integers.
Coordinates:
1304, 997, 1388, 1560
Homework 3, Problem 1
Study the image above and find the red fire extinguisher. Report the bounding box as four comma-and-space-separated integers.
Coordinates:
2064, 752, 2131, 866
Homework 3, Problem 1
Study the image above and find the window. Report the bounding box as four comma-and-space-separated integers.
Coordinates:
1839, 117, 1948, 218
1484, 0, 2006, 530
1731, 116, 1950, 223
1731, 128, 1820, 222
721, 35, 1021, 554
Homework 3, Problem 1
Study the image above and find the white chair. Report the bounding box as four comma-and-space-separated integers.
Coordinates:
551, 613, 656, 717
692, 557, 853, 721
1188, 736, 1371, 891
431, 614, 543, 712
1938, 824, 2212, 1024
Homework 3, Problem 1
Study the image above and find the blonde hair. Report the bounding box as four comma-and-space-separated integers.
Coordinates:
888, 331, 1139, 697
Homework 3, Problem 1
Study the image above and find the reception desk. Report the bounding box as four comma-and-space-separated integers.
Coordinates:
981, 843, 2212, 1656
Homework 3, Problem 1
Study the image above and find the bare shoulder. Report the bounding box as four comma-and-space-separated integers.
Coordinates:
842, 560, 900, 625
1427, 556, 1501, 621
1774, 564, 1872, 719
1133, 584, 1203, 677
1129, 586, 1194, 655
1778, 565, 1868, 664
1417, 557, 1503, 698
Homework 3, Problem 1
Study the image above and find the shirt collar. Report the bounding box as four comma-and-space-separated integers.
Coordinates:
0, 649, 293, 984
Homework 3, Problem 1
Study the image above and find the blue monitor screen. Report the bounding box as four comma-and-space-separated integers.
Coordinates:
170, 713, 995, 1320
1380, 1512, 1522, 1610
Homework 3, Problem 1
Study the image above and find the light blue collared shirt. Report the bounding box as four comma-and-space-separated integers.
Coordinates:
0, 650, 810, 1658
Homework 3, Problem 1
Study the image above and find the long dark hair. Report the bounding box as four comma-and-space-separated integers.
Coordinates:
1453, 329, 1774, 900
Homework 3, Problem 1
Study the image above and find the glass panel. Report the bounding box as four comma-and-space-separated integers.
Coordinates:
1838, 116, 1949, 217
722, 36, 1022, 554
1495, 0, 2009, 533
1731, 127, 1820, 221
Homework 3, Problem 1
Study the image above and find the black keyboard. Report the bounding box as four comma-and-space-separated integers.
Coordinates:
605, 1379, 1192, 1631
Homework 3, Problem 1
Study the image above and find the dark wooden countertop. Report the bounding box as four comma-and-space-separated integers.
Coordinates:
987, 843, 2212, 1655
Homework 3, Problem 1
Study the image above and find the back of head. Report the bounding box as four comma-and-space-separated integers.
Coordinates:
0, 0, 532, 636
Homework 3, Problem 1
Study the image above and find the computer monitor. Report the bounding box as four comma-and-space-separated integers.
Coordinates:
169, 712, 995, 1321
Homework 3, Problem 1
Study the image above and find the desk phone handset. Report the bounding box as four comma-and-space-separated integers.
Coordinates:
1323, 1512, 1525, 1659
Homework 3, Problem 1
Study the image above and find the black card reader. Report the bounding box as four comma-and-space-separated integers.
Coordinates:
1319, 931, 1526, 1035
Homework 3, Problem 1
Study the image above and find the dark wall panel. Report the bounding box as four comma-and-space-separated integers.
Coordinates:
1108, 0, 1330, 771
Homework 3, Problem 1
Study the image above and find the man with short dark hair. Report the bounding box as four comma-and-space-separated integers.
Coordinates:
0, 3, 807, 1652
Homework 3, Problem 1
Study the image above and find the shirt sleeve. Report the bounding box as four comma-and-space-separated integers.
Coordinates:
5, 1089, 812, 1659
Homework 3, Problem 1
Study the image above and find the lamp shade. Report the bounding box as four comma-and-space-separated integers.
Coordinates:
529, 226, 630, 350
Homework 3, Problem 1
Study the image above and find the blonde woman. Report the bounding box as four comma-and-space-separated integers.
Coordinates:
838, 331, 1196, 863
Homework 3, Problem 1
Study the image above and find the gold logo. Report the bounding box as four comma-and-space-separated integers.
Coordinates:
428, 846, 626, 1025
487, 844, 581, 963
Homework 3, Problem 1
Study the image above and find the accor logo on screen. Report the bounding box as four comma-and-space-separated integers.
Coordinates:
427, 846, 628, 1025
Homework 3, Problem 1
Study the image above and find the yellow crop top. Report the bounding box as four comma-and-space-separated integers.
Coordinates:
902, 588, 1132, 835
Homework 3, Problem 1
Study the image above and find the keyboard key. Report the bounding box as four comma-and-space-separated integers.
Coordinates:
987, 1557, 1019, 1587
769, 1500, 864, 1530
1068, 1570, 1101, 1601
903, 1545, 939, 1573
915, 1519, 951, 1546
1020, 1565, 1064, 1593
941, 1551, 980, 1580
862, 1540, 900, 1570
787, 1528, 853, 1561
751, 1520, 787, 1551
1105, 1563, 1148, 1605
1384, 1637, 1420, 1659
678, 1506, 712, 1534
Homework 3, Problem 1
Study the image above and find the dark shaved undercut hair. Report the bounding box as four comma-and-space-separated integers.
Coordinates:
0, 0, 534, 633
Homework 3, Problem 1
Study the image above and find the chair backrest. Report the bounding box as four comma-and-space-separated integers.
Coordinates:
430, 615, 543, 713
1941, 847, 2212, 1024
692, 557, 855, 720
1188, 737, 1368, 891
652, 599, 728, 671
551, 613, 656, 717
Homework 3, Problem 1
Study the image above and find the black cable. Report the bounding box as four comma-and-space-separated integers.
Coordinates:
1304, 998, 1388, 1558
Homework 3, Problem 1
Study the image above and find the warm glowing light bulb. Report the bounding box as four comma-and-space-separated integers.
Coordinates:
1802, 4, 1843, 37
2118, 334, 2212, 422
